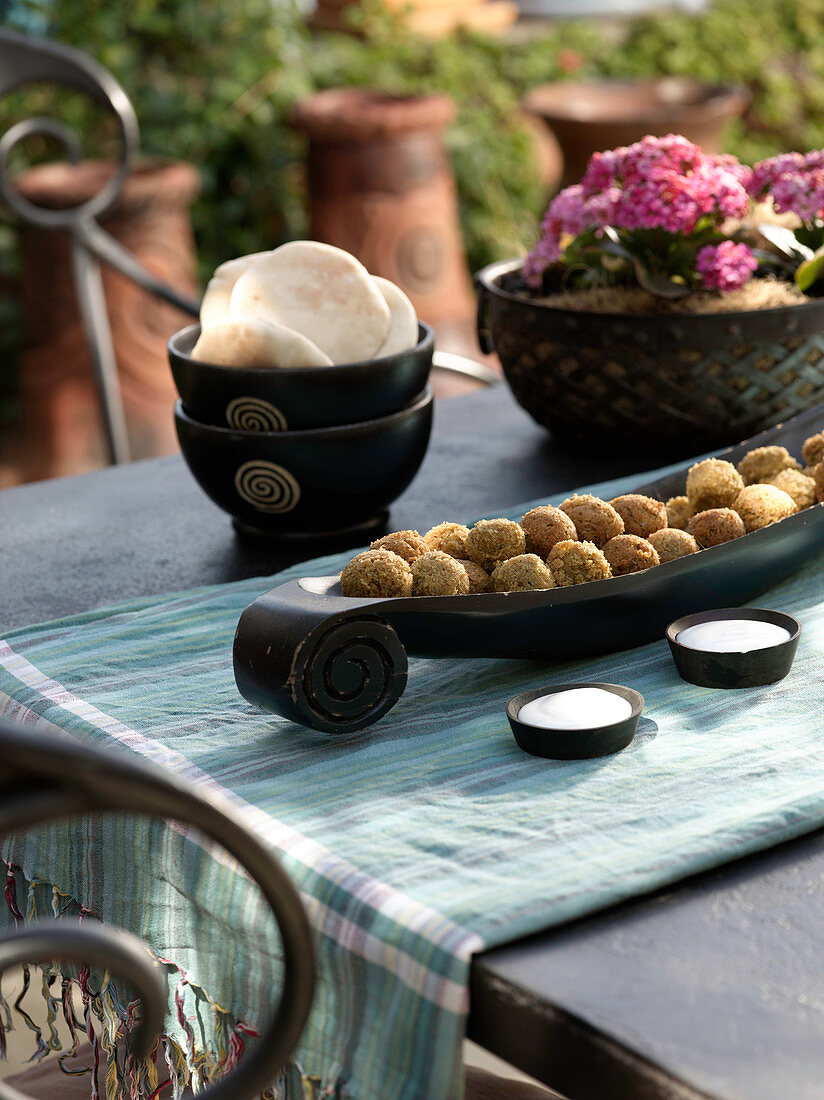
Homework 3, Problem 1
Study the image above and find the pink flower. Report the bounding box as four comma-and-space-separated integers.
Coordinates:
749, 150, 824, 223
695, 241, 758, 291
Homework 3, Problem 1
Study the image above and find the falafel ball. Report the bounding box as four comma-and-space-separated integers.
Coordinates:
686, 458, 744, 511
769, 468, 817, 510
602, 534, 660, 576
737, 445, 800, 486
665, 495, 693, 531
802, 432, 824, 469
411, 551, 470, 596
491, 554, 556, 592
341, 549, 413, 598
733, 484, 798, 532
648, 527, 700, 563
465, 518, 526, 571
609, 494, 667, 539
424, 521, 469, 559
559, 494, 624, 547
519, 505, 577, 557
370, 529, 428, 564
548, 539, 612, 586
814, 461, 824, 503
687, 508, 745, 548
456, 559, 491, 594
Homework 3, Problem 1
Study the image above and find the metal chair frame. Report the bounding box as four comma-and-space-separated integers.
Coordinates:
0, 718, 315, 1100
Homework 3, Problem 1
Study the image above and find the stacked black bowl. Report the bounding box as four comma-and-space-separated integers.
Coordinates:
169, 322, 435, 540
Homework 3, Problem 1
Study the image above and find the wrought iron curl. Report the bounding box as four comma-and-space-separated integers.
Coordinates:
0, 720, 315, 1100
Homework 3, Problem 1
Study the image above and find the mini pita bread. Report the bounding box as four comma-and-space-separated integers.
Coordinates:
200, 252, 271, 331
230, 241, 391, 364
191, 314, 332, 369
373, 277, 419, 358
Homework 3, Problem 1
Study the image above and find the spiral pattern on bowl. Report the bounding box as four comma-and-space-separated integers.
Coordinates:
226, 397, 288, 432
234, 460, 301, 513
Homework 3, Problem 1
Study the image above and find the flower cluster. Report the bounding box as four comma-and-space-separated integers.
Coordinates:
524, 134, 756, 293
748, 151, 824, 225
695, 241, 758, 291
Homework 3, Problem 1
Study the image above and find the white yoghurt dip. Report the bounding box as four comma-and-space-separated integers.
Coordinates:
677, 618, 791, 653
518, 687, 633, 730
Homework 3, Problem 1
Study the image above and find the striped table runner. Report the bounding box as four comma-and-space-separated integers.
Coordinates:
2, 461, 824, 1100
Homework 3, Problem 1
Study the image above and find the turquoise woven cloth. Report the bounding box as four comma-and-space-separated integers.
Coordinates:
2, 459, 824, 1100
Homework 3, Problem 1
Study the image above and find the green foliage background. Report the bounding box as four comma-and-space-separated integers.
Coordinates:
4, 0, 824, 420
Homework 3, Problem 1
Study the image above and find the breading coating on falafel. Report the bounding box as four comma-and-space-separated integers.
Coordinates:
648, 527, 700, 563
559, 494, 624, 547
341, 549, 413, 598
370, 529, 428, 564
519, 505, 577, 557
456, 559, 491, 593
769, 468, 817, 510
465, 518, 526, 571
665, 495, 693, 531
609, 494, 667, 539
602, 534, 660, 576
424, 521, 470, 559
814, 461, 824, 504
687, 508, 746, 548
802, 432, 824, 470
411, 551, 469, 596
548, 539, 612, 586
733, 484, 798, 532
737, 445, 801, 486
491, 554, 556, 592
686, 458, 744, 512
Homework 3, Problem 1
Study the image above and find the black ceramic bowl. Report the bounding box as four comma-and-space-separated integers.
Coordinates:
666, 608, 801, 689
175, 388, 433, 539
506, 682, 644, 760
169, 322, 434, 432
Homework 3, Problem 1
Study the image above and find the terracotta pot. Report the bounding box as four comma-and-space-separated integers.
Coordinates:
523, 78, 750, 190
292, 88, 474, 328
13, 158, 199, 481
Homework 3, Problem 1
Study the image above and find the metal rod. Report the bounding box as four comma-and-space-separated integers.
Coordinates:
70, 230, 131, 465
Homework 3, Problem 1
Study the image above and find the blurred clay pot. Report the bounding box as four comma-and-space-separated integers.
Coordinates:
292, 88, 474, 328
523, 78, 750, 190
14, 157, 199, 481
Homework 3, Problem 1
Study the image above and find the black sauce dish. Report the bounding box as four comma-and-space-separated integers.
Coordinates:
169, 321, 434, 431
174, 388, 433, 539
666, 607, 801, 689
506, 682, 644, 760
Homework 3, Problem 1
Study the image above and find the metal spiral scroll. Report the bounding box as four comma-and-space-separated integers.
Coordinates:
234, 460, 301, 513
226, 397, 288, 432
291, 618, 409, 734
0, 719, 315, 1100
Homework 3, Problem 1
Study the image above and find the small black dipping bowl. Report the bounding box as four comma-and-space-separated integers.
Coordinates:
666, 607, 801, 689
175, 388, 433, 540
506, 682, 644, 760
169, 321, 434, 431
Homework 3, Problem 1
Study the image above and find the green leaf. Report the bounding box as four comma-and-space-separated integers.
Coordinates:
757, 224, 814, 262
795, 244, 824, 291
633, 261, 691, 299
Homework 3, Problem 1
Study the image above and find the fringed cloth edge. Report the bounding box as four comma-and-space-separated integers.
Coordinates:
0, 861, 331, 1100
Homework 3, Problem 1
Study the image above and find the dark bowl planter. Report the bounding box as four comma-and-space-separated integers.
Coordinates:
175, 389, 433, 539
169, 322, 434, 432
476, 258, 824, 457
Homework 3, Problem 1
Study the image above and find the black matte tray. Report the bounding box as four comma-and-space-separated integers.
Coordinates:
234, 402, 824, 734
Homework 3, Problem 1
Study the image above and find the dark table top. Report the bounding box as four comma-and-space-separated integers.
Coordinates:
3, 383, 822, 1100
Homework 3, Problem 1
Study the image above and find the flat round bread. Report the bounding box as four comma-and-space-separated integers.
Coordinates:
373, 277, 419, 358
191, 314, 332, 370
200, 252, 271, 331
230, 241, 391, 364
